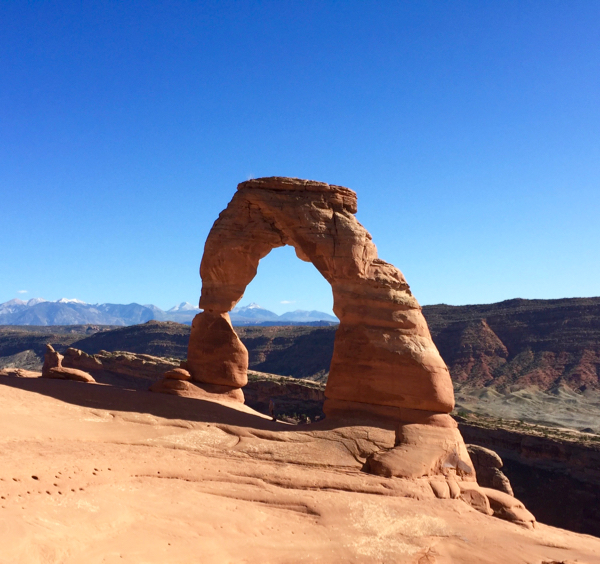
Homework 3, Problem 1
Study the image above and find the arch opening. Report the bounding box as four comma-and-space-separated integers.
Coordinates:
232, 244, 335, 320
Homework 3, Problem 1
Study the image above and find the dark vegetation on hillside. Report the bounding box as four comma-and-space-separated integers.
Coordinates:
0, 325, 114, 359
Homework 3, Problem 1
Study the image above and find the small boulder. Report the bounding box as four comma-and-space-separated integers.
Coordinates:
163, 368, 192, 381
459, 483, 493, 516
481, 487, 536, 529
467, 444, 503, 469
467, 444, 514, 495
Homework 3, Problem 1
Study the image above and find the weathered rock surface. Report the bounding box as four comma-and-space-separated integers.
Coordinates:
187, 177, 475, 480
482, 487, 536, 528
162, 367, 191, 380
366, 422, 473, 480
187, 311, 248, 388
0, 367, 41, 378
196, 177, 454, 419
149, 378, 245, 403
41, 344, 95, 383
62, 347, 180, 380
189, 176, 471, 481
149, 361, 245, 403
1, 376, 598, 563
467, 444, 514, 495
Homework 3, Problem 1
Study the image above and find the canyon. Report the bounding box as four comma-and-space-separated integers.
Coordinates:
3, 295, 599, 394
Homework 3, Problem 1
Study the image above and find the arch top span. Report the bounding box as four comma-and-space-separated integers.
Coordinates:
237, 176, 359, 211
200, 177, 362, 313
189, 176, 455, 422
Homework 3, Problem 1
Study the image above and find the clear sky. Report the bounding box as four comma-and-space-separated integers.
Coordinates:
1, 1, 599, 314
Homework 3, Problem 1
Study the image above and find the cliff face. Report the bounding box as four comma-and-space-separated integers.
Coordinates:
236, 326, 336, 382
425, 297, 600, 391
243, 371, 326, 422
458, 416, 600, 537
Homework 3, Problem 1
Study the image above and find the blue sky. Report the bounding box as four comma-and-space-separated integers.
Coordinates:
1, 1, 599, 314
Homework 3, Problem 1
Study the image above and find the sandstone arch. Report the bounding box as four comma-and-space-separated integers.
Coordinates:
188, 177, 456, 427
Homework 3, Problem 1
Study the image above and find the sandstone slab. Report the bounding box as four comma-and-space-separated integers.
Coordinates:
1, 377, 598, 563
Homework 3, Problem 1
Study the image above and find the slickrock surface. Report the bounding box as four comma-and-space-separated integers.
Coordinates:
1, 376, 599, 564
149, 377, 246, 403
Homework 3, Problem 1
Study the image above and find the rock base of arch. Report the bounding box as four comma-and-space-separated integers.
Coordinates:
187, 312, 248, 388
150, 377, 245, 403
322, 398, 457, 427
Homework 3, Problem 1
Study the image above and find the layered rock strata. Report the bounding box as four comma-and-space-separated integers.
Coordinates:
61, 347, 180, 379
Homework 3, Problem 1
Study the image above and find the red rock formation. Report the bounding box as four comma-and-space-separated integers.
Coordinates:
62, 347, 179, 380
187, 311, 248, 387
178, 176, 536, 526
467, 444, 514, 495
193, 177, 454, 417
0, 367, 41, 378
42, 344, 95, 383
187, 177, 474, 482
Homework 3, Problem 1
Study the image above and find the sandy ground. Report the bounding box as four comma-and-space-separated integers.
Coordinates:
1, 376, 600, 564
455, 385, 600, 433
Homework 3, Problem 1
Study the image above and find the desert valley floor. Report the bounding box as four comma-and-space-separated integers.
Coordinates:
1, 375, 600, 564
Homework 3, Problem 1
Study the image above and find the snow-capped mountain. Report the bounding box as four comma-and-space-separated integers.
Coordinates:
229, 303, 337, 325
168, 302, 200, 312
230, 303, 279, 322
0, 298, 158, 326
0, 298, 337, 327
278, 310, 338, 322
0, 299, 28, 314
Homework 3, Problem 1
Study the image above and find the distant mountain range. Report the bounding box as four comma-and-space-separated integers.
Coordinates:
229, 303, 337, 325
0, 298, 338, 327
